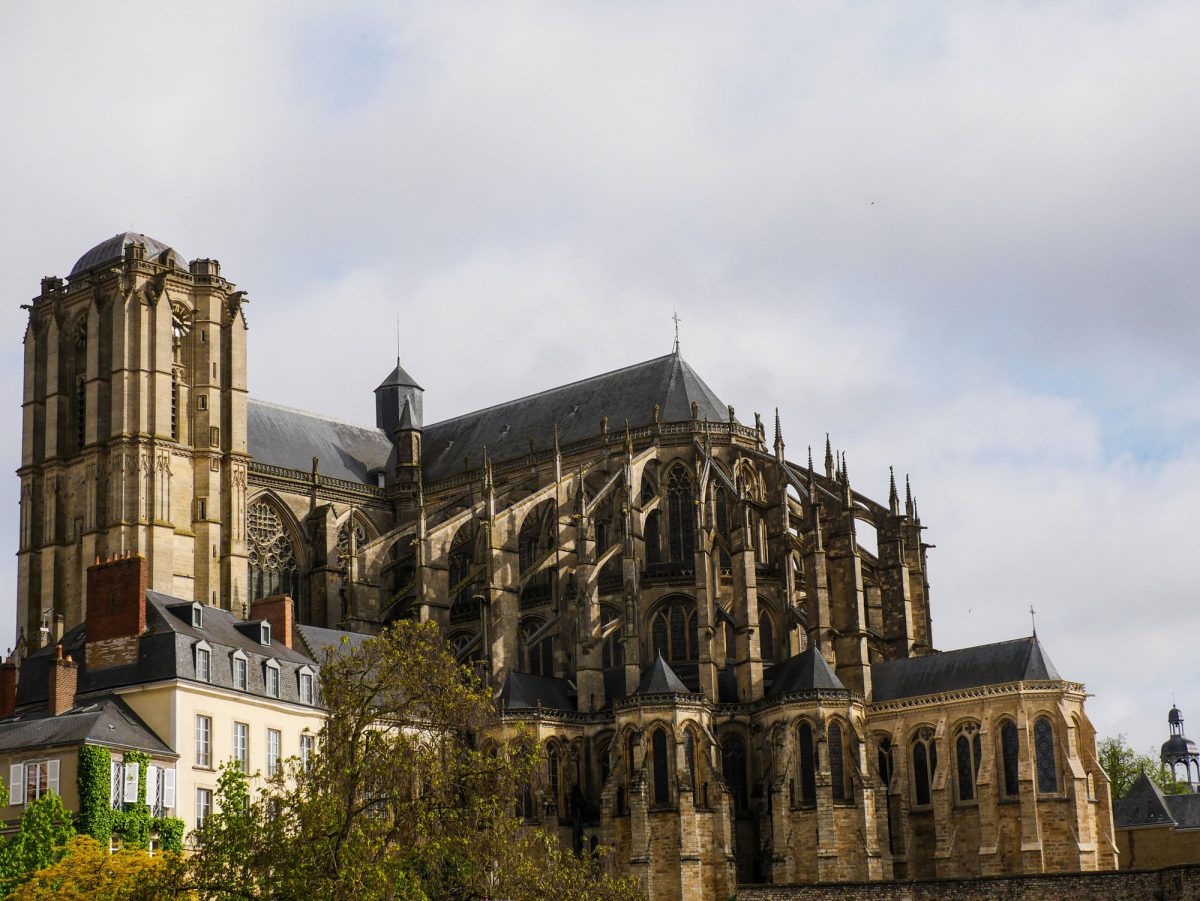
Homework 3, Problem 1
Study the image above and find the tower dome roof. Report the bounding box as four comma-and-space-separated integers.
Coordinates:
69, 232, 187, 278
1170, 705, 1184, 725
1162, 734, 1199, 759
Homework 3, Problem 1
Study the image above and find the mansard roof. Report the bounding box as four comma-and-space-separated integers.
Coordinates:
0, 694, 173, 757
637, 654, 692, 695
421, 351, 727, 482
870, 635, 1062, 702
245, 351, 729, 485
69, 231, 186, 278
765, 646, 845, 697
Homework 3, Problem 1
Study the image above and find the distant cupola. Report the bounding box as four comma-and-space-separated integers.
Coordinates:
1161, 705, 1200, 791
375, 358, 423, 435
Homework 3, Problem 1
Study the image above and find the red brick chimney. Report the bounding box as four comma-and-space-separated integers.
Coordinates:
0, 657, 17, 718
250, 595, 294, 650
85, 553, 148, 669
49, 644, 77, 716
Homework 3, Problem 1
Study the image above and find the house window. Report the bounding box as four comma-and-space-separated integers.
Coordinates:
195, 715, 212, 768
196, 646, 211, 682
12, 760, 59, 806
911, 727, 938, 807
197, 394, 207, 411
299, 671, 314, 705
196, 788, 212, 829
1034, 717, 1058, 794
956, 722, 983, 802
233, 722, 249, 772
267, 729, 281, 777
265, 663, 280, 698
1000, 720, 1020, 797
261, 622, 271, 646
233, 654, 247, 691
110, 760, 124, 809
300, 734, 314, 770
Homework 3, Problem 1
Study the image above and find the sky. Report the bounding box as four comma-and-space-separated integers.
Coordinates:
1, 1, 1198, 756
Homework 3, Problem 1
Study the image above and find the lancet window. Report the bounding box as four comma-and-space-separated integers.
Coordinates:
1000, 720, 1020, 797
758, 608, 775, 663
1034, 717, 1058, 794
722, 734, 749, 813
955, 722, 983, 802
521, 619, 554, 677
601, 605, 624, 669
651, 728, 670, 806
448, 527, 481, 622
247, 500, 301, 602
650, 599, 699, 663
666, 465, 695, 563
684, 727, 698, 798
911, 727, 938, 807
829, 721, 848, 801
797, 722, 817, 805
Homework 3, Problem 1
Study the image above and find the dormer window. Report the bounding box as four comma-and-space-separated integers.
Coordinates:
261, 622, 271, 646
194, 641, 213, 683
264, 660, 280, 698
191, 603, 204, 630
298, 666, 315, 705
232, 650, 248, 691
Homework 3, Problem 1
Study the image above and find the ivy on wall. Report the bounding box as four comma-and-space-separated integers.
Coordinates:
76, 745, 184, 853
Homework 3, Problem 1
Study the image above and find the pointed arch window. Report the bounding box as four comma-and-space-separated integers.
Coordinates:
722, 734, 749, 813
521, 619, 554, 677
650, 599, 699, 663
877, 736, 894, 788
547, 743, 563, 812
714, 488, 731, 567
758, 608, 775, 663
652, 729, 670, 806
601, 606, 623, 669
336, 518, 368, 574
955, 722, 983, 802
911, 727, 937, 807
829, 721, 848, 801
247, 500, 301, 602
798, 722, 817, 805
518, 504, 554, 605
449, 527, 481, 623
666, 465, 695, 563
1000, 720, 1020, 797
1034, 717, 1058, 794
684, 728, 698, 798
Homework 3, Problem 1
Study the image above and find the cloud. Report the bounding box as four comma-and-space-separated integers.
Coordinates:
0, 0, 1196, 751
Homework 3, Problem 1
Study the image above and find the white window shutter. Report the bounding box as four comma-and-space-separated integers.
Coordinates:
9, 764, 22, 804
47, 760, 59, 796
147, 765, 159, 808
163, 768, 176, 809
123, 764, 138, 803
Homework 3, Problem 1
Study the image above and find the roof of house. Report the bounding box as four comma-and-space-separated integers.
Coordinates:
765, 647, 846, 697
244, 351, 729, 485
870, 636, 1062, 702
0, 694, 174, 757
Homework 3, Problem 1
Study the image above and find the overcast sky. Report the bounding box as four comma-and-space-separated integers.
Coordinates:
2, 1, 1198, 755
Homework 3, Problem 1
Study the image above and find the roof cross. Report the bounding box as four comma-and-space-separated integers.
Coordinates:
1029, 605, 1037, 637
672, 309, 682, 353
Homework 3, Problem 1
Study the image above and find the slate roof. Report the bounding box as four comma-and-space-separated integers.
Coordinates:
69, 232, 186, 278
297, 623, 372, 661
244, 351, 729, 486
0, 695, 174, 756
1114, 772, 1200, 830
17, 590, 324, 710
870, 636, 1062, 703
765, 647, 846, 697
637, 654, 692, 695
376, 359, 422, 391
498, 672, 577, 711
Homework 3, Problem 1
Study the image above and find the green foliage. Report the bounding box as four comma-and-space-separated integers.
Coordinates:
177, 619, 643, 901
6, 834, 185, 901
152, 816, 185, 853
0, 791, 76, 896
75, 744, 114, 841
1099, 733, 1190, 799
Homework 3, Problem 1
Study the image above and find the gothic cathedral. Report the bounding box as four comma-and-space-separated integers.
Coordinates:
16, 233, 1117, 897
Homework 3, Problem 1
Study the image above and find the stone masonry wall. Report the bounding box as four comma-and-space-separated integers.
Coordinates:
738, 864, 1200, 901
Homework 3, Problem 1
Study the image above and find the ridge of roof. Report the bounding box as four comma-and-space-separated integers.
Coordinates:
247, 397, 386, 435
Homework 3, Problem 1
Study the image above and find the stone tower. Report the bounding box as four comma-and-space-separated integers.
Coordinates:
16, 232, 250, 648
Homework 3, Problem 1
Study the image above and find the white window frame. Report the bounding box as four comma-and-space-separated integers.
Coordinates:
195, 714, 212, 768
261, 621, 272, 646
196, 787, 212, 829
191, 602, 204, 629
300, 733, 314, 770
10, 759, 59, 807
232, 649, 248, 691
298, 666, 315, 705
110, 759, 124, 809
123, 762, 138, 803
264, 660, 280, 698
267, 729, 281, 777
195, 640, 213, 683
233, 721, 249, 772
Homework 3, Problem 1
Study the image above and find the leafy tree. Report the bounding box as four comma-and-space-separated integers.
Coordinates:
179, 619, 642, 901
1098, 733, 1190, 799
6, 835, 184, 901
0, 792, 76, 895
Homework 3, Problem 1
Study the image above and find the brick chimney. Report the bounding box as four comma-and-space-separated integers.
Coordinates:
250, 595, 294, 650
85, 553, 148, 670
49, 644, 77, 716
0, 658, 17, 718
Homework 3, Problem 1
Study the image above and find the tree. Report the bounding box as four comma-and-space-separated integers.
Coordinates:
1098, 734, 1189, 799
180, 619, 642, 901
6, 835, 184, 901
0, 791, 77, 896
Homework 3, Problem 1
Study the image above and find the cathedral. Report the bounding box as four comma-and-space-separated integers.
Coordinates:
15, 232, 1117, 897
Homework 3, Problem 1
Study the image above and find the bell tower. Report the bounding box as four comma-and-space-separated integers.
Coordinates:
17, 233, 251, 646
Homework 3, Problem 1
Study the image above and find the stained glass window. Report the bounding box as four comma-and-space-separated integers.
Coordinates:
1001, 720, 1020, 797
798, 722, 816, 804
912, 727, 937, 806
651, 601, 699, 663
247, 500, 300, 602
336, 519, 368, 572
666, 465, 695, 563
1034, 717, 1058, 793
955, 723, 982, 802
829, 722, 846, 801
652, 729, 670, 805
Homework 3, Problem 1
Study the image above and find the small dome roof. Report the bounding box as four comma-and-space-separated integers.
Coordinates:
69, 232, 186, 278
1170, 706, 1184, 725
1162, 734, 1198, 759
